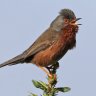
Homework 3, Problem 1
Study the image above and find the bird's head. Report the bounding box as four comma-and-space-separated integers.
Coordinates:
59, 9, 82, 27
50, 9, 81, 31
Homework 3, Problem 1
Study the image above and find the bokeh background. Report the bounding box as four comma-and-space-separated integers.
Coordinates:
0, 0, 96, 96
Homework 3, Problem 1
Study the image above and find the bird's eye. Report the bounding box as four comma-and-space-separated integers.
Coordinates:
64, 19, 69, 23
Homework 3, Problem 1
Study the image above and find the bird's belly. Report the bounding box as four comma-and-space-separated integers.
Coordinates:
32, 48, 57, 67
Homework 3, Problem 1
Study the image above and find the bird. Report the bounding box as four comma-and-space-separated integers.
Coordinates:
0, 9, 81, 77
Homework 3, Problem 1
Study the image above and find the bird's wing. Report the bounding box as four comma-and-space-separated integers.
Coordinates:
21, 15, 64, 60
23, 40, 52, 59
22, 28, 59, 59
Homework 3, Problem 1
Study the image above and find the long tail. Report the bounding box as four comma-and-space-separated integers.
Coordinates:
0, 54, 24, 68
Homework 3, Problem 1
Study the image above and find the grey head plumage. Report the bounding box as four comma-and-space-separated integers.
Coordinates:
59, 9, 76, 20
50, 9, 76, 31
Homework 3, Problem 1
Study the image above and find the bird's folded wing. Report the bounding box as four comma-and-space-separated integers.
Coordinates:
22, 27, 60, 60
22, 40, 52, 59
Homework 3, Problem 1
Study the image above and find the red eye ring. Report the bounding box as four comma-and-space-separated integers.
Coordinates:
64, 19, 69, 23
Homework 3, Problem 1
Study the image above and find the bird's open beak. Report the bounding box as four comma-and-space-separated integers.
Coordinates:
76, 18, 82, 25
70, 18, 82, 25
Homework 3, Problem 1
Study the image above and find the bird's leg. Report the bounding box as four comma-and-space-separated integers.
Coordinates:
38, 62, 59, 78
38, 66, 52, 78
46, 62, 59, 79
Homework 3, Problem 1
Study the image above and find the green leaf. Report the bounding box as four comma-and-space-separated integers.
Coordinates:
39, 81, 48, 89
55, 87, 71, 93
31, 94, 38, 96
28, 93, 38, 96
32, 80, 48, 91
32, 80, 40, 88
43, 94, 49, 96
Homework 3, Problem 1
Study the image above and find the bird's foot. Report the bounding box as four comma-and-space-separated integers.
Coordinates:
48, 73, 57, 80
48, 73, 57, 88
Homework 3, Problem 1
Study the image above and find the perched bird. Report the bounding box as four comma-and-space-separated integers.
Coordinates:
0, 9, 81, 77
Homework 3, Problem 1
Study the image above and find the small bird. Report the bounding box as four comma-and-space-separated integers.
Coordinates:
0, 9, 81, 77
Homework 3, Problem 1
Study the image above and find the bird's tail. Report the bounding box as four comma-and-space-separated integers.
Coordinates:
0, 54, 24, 68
